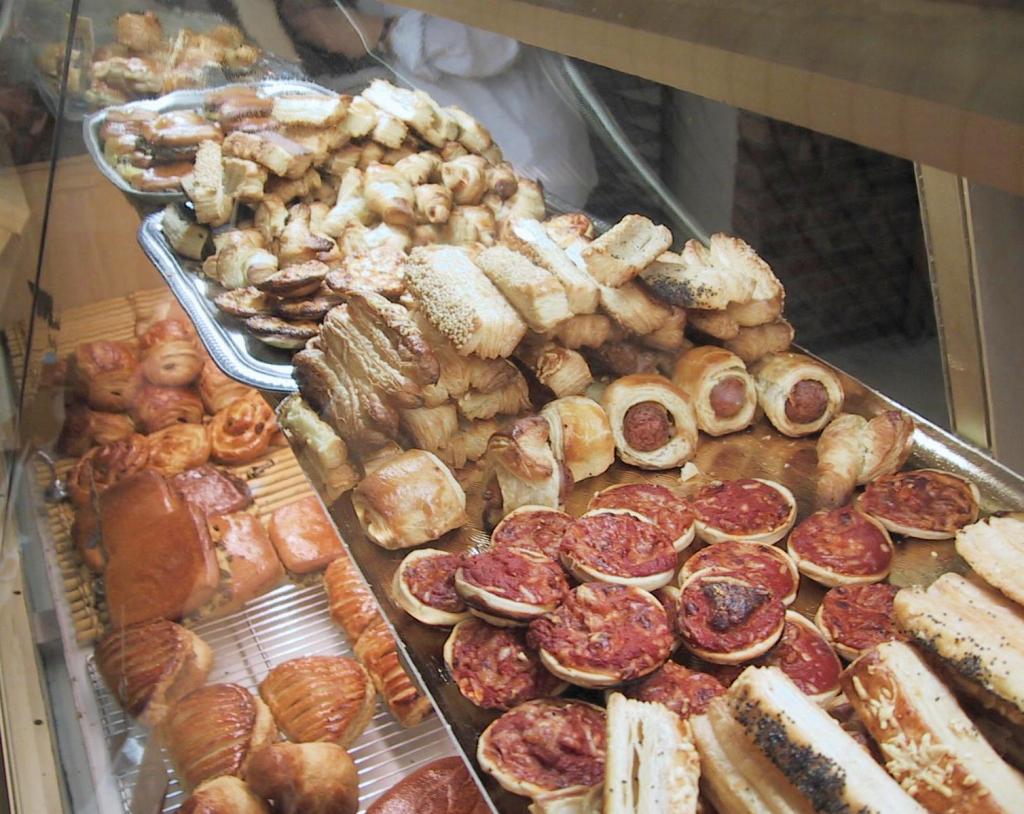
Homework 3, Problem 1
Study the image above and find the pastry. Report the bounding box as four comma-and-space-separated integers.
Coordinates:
271, 93, 347, 127
393, 549, 470, 627
620, 661, 724, 720
244, 316, 319, 349
723, 318, 795, 364
547, 313, 613, 349
259, 655, 374, 747
559, 511, 677, 591
400, 404, 460, 452
67, 434, 150, 506
598, 281, 673, 336
580, 214, 672, 288
209, 392, 277, 465
180, 776, 270, 814
751, 352, 844, 437
515, 340, 593, 398
455, 546, 569, 626
754, 611, 842, 704
352, 450, 467, 549
163, 683, 277, 789
323, 553, 383, 643
455, 365, 530, 420
690, 477, 797, 545
955, 515, 1024, 605
366, 756, 489, 814
95, 618, 213, 726
245, 742, 358, 814
484, 416, 570, 527
787, 505, 894, 586
601, 374, 699, 470
538, 396, 615, 483
671, 346, 756, 436
475, 246, 572, 332
490, 506, 573, 560
276, 394, 358, 504
198, 363, 255, 414
71, 340, 141, 412
587, 482, 695, 552
816, 410, 915, 507
133, 385, 205, 433
170, 465, 253, 517
502, 217, 599, 314
527, 583, 672, 687
142, 339, 204, 388
267, 495, 344, 574
814, 582, 902, 661
206, 513, 285, 615
353, 619, 433, 728
857, 468, 980, 540
57, 403, 133, 457
145, 423, 211, 477
325, 246, 406, 299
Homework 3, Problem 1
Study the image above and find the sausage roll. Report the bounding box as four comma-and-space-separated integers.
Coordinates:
601, 374, 698, 470
477, 698, 606, 800
527, 583, 672, 687
842, 641, 1024, 813
588, 482, 695, 552
751, 352, 844, 437
539, 395, 615, 483
393, 548, 471, 627
672, 346, 756, 436
352, 449, 467, 549
857, 468, 980, 540
559, 511, 677, 591
690, 478, 797, 545
787, 506, 894, 586
443, 617, 566, 710
455, 546, 569, 627
490, 505, 574, 560
815, 410, 915, 507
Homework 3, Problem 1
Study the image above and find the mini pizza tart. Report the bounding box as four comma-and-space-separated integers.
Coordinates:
690, 478, 797, 544
619, 661, 725, 720
490, 505, 574, 560
527, 583, 673, 687
857, 468, 980, 540
477, 698, 606, 800
587, 482, 696, 552
454, 546, 569, 627
787, 505, 894, 587
443, 618, 566, 710
558, 510, 677, 591
392, 548, 470, 627
654, 585, 684, 650
756, 611, 842, 704
678, 540, 799, 606
677, 571, 786, 664
815, 582, 902, 661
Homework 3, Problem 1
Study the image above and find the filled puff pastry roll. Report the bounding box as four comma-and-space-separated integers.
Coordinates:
672, 346, 756, 437
539, 396, 615, 483
752, 352, 844, 437
602, 374, 698, 470
352, 449, 467, 549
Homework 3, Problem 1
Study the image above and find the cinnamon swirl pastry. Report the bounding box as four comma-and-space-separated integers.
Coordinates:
142, 340, 204, 387
67, 434, 150, 506
134, 385, 205, 433
198, 362, 255, 414
146, 424, 212, 477
72, 340, 142, 412
210, 392, 277, 465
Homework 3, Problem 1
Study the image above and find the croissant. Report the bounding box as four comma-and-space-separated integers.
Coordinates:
393, 151, 441, 185
72, 340, 142, 412
139, 317, 196, 349
210, 392, 277, 465
486, 161, 518, 199
364, 163, 416, 229
198, 362, 255, 414
441, 155, 487, 205
67, 434, 150, 506
413, 183, 452, 224
443, 205, 495, 247
147, 423, 212, 477
142, 340, 204, 387
133, 385, 205, 434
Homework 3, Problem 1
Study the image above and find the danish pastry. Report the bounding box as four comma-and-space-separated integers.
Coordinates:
209, 392, 277, 465
146, 423, 211, 477
133, 385, 205, 433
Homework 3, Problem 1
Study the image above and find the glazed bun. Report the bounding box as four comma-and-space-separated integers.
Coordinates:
199, 362, 255, 414
245, 742, 358, 814
72, 340, 142, 412
143, 339, 204, 387
133, 385, 205, 433
209, 392, 277, 465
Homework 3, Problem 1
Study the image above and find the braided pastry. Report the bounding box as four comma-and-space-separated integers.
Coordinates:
142, 340, 204, 387
210, 392, 277, 464
146, 423, 212, 476
67, 434, 150, 506
72, 340, 142, 412
133, 385, 205, 433
198, 362, 254, 414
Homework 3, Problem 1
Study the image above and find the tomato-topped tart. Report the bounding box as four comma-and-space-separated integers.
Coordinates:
814, 582, 902, 661
690, 478, 797, 544
477, 698, 606, 800
856, 468, 980, 540
443, 618, 566, 710
393, 548, 470, 627
455, 546, 569, 627
677, 570, 785, 664
490, 505, 574, 560
678, 540, 799, 605
527, 583, 672, 687
620, 661, 725, 720
757, 611, 842, 704
787, 506, 894, 587
559, 510, 677, 591
587, 483, 696, 552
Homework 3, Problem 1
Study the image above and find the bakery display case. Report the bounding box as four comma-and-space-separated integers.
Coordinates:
1, 1, 1023, 812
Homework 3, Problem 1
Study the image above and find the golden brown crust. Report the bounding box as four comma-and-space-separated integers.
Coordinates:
258, 655, 374, 747
602, 373, 699, 470
133, 385, 205, 434
723, 319, 795, 365
67, 434, 150, 506
245, 742, 359, 814
206, 513, 285, 615
539, 396, 615, 483
267, 495, 344, 574
209, 391, 277, 465
816, 411, 915, 507
146, 423, 211, 477
179, 776, 271, 814
484, 416, 568, 523
71, 340, 142, 412
355, 620, 433, 728
323, 554, 383, 642
198, 363, 255, 414
672, 346, 756, 437
142, 339, 204, 387
366, 756, 489, 814
751, 352, 844, 437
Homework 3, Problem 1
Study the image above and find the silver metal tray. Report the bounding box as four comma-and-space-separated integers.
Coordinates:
138, 210, 297, 393
325, 370, 1024, 813
83, 79, 334, 205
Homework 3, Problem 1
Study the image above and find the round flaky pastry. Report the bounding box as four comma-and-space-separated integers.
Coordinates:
751, 352, 844, 437
601, 373, 698, 470
539, 395, 615, 482
672, 346, 756, 436
690, 477, 797, 544
146, 423, 212, 477
393, 548, 471, 627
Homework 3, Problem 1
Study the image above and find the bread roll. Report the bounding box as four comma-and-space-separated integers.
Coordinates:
246, 742, 358, 814
179, 776, 271, 814
602, 374, 698, 470
672, 346, 756, 436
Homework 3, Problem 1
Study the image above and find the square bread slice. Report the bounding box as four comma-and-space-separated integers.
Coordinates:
405, 246, 527, 358
474, 246, 572, 332
582, 214, 673, 287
